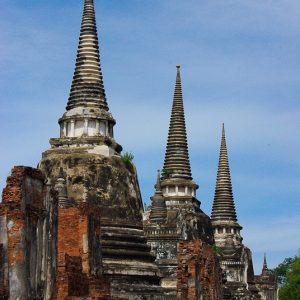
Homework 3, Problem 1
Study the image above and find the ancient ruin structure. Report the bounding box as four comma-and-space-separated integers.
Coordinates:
255, 255, 278, 300
38, 0, 164, 298
0, 167, 58, 299
211, 125, 261, 299
143, 66, 222, 299
176, 240, 224, 300
0, 0, 278, 299
1, 0, 163, 299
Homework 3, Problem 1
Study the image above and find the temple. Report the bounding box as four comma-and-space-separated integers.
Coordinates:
143, 66, 221, 299
211, 125, 261, 299
0, 1, 277, 299
39, 0, 163, 298
255, 255, 278, 300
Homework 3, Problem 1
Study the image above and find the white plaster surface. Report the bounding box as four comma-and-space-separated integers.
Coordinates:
87, 145, 115, 157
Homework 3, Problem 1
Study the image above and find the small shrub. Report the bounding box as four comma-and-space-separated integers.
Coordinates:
121, 152, 134, 164
161, 168, 173, 178
212, 243, 222, 255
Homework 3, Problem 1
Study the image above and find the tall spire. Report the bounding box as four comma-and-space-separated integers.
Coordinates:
163, 65, 192, 179
66, 0, 108, 111
262, 253, 268, 275
211, 124, 237, 222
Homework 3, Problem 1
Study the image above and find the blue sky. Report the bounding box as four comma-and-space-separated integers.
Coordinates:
1, 0, 300, 273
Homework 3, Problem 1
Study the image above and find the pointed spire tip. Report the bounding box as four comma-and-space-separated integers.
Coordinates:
163, 63, 192, 179
66, 0, 108, 111
211, 125, 237, 222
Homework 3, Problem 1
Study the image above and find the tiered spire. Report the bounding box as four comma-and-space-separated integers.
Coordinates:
163, 66, 192, 179
262, 253, 269, 276
66, 0, 108, 111
211, 124, 237, 222
149, 170, 167, 223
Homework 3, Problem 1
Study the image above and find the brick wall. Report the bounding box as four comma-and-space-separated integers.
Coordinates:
177, 240, 223, 300
55, 203, 110, 299
0, 166, 113, 299
0, 166, 52, 299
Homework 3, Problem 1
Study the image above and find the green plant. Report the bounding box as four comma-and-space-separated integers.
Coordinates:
271, 251, 300, 299
121, 152, 134, 164
161, 168, 173, 178
212, 243, 222, 255
278, 255, 300, 300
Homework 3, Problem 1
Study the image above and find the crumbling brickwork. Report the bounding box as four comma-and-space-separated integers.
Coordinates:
54, 203, 110, 299
0, 166, 57, 299
0, 166, 111, 300
177, 240, 223, 300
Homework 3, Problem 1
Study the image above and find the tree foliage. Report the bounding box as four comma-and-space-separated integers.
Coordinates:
271, 252, 300, 300
271, 257, 294, 285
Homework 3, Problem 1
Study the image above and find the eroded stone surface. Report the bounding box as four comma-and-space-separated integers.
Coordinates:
40, 150, 143, 226
39, 146, 163, 299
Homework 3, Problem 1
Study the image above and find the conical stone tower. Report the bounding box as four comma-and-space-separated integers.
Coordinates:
261, 253, 269, 277
39, 1, 163, 298
160, 66, 198, 203
211, 125, 260, 300
144, 66, 214, 298
163, 66, 192, 180
149, 170, 167, 224
211, 124, 242, 246
254, 253, 277, 299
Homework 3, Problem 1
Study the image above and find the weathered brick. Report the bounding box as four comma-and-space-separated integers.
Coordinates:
0, 166, 49, 299
55, 202, 110, 299
177, 240, 223, 300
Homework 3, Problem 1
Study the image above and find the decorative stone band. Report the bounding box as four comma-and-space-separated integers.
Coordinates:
144, 228, 180, 238
162, 185, 195, 197
212, 219, 242, 241
211, 219, 242, 230
160, 178, 198, 197
213, 226, 241, 236
221, 261, 245, 266
165, 199, 201, 208
60, 118, 113, 138
212, 219, 243, 247
49, 135, 122, 156
59, 106, 115, 139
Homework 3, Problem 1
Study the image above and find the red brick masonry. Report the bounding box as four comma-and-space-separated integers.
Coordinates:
0, 166, 112, 300
177, 240, 223, 300
55, 204, 110, 299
